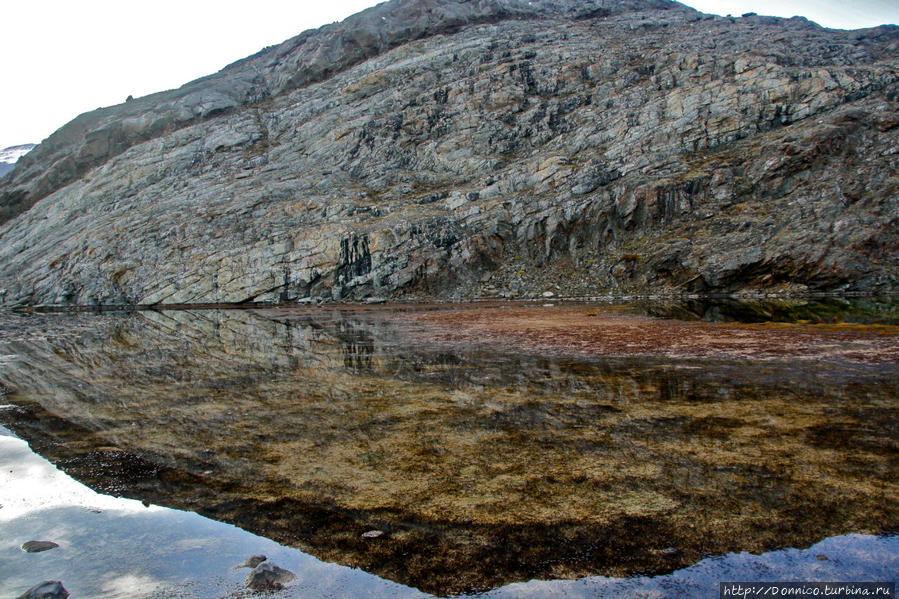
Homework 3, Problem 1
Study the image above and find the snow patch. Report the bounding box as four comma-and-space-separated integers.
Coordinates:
0, 144, 36, 166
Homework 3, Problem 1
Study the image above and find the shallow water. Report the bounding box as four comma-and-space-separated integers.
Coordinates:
0, 299, 896, 597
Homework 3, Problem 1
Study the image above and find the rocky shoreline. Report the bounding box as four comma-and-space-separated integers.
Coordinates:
9, 290, 893, 315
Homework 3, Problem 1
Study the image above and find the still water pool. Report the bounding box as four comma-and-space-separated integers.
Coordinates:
0, 298, 896, 597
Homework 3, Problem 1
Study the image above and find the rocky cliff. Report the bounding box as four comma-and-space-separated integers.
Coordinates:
0, 0, 896, 306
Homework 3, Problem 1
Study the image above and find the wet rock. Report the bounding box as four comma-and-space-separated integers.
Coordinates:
15, 581, 69, 599
21, 540, 59, 553
245, 560, 296, 591
233, 554, 267, 569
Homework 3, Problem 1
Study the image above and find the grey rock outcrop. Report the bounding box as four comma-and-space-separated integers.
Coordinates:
0, 0, 896, 306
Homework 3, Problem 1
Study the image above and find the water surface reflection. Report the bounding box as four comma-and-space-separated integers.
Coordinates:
3, 424, 895, 599
0, 303, 896, 594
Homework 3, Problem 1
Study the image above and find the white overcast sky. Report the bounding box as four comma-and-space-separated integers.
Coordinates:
1, 0, 896, 150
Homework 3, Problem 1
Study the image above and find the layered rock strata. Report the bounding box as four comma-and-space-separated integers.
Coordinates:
0, 0, 896, 306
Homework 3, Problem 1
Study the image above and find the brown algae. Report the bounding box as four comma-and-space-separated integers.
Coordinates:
0, 303, 896, 594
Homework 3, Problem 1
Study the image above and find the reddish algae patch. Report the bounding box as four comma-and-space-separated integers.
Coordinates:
405, 305, 899, 364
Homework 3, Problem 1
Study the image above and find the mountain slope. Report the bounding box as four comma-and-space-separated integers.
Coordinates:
0, 0, 896, 306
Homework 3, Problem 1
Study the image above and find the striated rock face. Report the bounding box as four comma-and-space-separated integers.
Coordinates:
0, 0, 896, 306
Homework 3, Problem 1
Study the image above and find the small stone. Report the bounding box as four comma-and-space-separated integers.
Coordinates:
362, 529, 385, 538
542, 291, 555, 297
816, 554, 829, 561
245, 561, 296, 591
233, 554, 268, 569
661, 546, 681, 557
21, 541, 59, 553
15, 581, 69, 599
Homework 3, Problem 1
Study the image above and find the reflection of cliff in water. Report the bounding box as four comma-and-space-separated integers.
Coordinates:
0, 307, 896, 595
640, 296, 899, 325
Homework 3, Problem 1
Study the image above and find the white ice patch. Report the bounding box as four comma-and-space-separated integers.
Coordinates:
0, 144, 35, 165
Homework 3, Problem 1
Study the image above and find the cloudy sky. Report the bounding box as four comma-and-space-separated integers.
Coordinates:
1, 0, 896, 150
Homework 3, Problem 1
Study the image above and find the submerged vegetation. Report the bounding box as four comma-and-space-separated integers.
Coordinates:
0, 300, 896, 594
